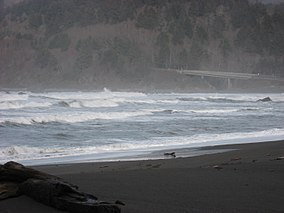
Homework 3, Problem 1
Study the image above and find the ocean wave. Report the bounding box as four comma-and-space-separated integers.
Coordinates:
157, 99, 180, 104
0, 145, 72, 161
189, 107, 270, 114
33, 90, 147, 101
152, 107, 261, 115
0, 101, 52, 110
177, 94, 284, 103
208, 97, 252, 103
0, 142, 142, 162
178, 97, 252, 103
58, 99, 119, 108
137, 128, 284, 149
0, 145, 42, 158
0, 111, 153, 125
151, 109, 175, 114
157, 109, 224, 115
177, 97, 207, 102
1, 128, 283, 163
0, 92, 29, 102
56, 97, 160, 108
190, 109, 240, 114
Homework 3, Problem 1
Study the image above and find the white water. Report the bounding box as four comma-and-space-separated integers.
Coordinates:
0, 90, 283, 165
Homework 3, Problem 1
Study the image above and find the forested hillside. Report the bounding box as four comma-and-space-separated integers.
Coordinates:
0, 0, 283, 90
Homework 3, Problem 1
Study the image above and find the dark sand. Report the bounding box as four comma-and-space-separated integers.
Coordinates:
1, 141, 284, 213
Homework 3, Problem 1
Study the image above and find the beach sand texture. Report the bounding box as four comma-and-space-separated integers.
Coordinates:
1, 141, 284, 213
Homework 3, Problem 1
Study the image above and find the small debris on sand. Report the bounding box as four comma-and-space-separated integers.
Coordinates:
213, 165, 223, 170
115, 200, 125, 206
164, 152, 176, 158
152, 164, 162, 169
273, 156, 284, 161
230, 157, 242, 161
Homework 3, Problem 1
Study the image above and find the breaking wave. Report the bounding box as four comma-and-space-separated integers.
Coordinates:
1, 128, 283, 163
177, 94, 284, 103
0, 111, 153, 125
1, 90, 283, 165
0, 101, 52, 110
0, 92, 29, 102
178, 97, 255, 103
33, 90, 146, 101
58, 99, 119, 108
152, 107, 262, 115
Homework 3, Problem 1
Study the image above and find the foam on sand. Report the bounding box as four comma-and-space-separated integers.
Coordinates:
1, 128, 283, 165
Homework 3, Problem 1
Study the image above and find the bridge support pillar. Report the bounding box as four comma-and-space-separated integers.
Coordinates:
227, 78, 232, 89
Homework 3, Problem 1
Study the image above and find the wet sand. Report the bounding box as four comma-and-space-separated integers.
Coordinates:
1, 140, 284, 213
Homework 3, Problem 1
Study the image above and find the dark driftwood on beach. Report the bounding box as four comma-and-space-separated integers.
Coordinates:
0, 161, 120, 213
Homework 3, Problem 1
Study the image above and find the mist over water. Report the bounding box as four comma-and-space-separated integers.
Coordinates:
0, 89, 284, 165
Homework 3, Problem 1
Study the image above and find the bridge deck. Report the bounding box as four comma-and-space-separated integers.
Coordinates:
153, 68, 284, 82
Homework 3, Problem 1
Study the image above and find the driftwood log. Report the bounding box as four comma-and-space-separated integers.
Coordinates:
0, 161, 121, 213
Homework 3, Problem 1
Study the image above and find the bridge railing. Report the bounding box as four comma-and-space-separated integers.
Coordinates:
153, 67, 284, 82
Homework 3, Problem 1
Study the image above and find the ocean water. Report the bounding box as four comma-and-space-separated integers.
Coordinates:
0, 89, 283, 165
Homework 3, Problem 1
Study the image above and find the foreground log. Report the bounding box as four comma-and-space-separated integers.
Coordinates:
0, 182, 20, 200
0, 161, 121, 213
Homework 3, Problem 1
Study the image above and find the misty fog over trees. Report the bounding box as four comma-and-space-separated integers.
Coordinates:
0, 0, 283, 90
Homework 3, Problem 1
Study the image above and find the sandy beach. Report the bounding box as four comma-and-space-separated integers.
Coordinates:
1, 140, 284, 213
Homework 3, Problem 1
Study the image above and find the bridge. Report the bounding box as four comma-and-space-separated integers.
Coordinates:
153, 68, 284, 89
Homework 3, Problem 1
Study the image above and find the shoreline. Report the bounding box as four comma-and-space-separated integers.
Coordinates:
32, 139, 284, 171
1, 140, 283, 213
10, 138, 284, 167
14, 144, 234, 167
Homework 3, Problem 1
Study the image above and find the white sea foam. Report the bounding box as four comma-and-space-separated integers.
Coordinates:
151, 107, 262, 115
177, 93, 284, 103
1, 91, 283, 165
0, 145, 42, 158
0, 145, 75, 162
158, 99, 180, 104
188, 107, 263, 114
90, 128, 284, 151
1, 128, 283, 164
0, 92, 29, 101
37, 90, 146, 101
189, 109, 239, 114
124, 99, 156, 104
58, 99, 119, 108
81, 99, 119, 108
0, 101, 52, 110
143, 128, 284, 149
0, 111, 153, 125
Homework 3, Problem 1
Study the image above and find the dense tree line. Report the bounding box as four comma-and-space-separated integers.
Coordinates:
0, 0, 283, 87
